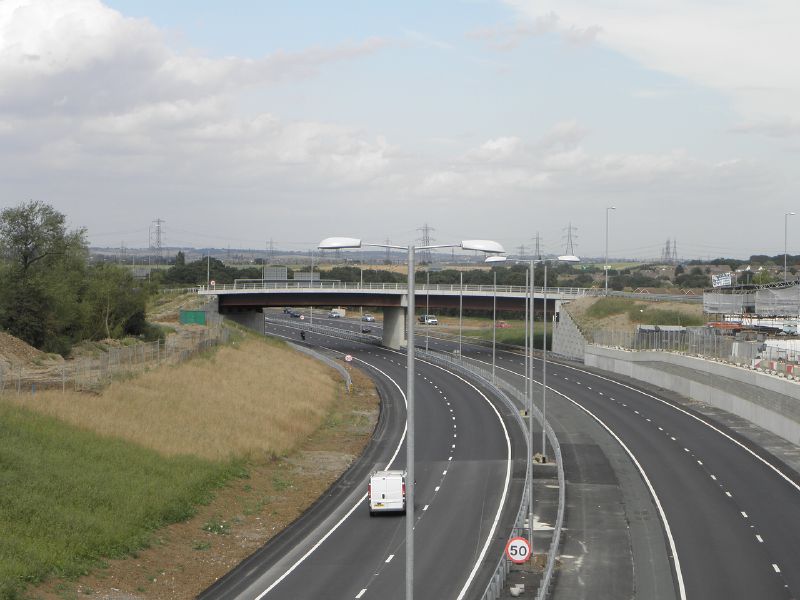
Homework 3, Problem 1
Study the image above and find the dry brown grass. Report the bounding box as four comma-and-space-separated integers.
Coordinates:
1, 336, 340, 461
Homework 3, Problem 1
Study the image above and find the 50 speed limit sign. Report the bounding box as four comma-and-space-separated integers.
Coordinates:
506, 536, 531, 564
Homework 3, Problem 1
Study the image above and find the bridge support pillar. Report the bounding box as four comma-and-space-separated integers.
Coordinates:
382, 307, 405, 349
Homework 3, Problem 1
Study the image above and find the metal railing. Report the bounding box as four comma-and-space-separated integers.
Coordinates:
589, 328, 800, 380
202, 280, 595, 297
288, 342, 352, 392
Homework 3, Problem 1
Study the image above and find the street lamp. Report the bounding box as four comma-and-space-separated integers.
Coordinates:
605, 206, 616, 295
319, 236, 504, 600
486, 252, 579, 545
785, 212, 795, 282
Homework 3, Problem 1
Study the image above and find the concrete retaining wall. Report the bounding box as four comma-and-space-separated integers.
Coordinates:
552, 307, 587, 361
585, 346, 800, 446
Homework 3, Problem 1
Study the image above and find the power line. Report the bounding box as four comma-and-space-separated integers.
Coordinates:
417, 223, 436, 264
562, 223, 578, 256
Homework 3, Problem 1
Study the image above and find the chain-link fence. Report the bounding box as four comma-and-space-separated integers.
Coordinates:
1, 325, 229, 394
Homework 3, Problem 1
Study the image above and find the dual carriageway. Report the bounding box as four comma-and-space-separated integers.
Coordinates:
199, 286, 800, 600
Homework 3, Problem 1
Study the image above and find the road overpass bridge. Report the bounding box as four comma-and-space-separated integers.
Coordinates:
199, 281, 593, 349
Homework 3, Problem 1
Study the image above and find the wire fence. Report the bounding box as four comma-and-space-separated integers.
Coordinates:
589, 327, 800, 380
0, 326, 229, 395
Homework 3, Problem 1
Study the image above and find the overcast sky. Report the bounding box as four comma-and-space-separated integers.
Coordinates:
1, 0, 799, 260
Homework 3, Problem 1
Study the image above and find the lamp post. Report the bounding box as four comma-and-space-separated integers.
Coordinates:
319, 236, 504, 600
785, 212, 795, 282
486, 253, 579, 543
605, 206, 616, 295
459, 271, 463, 358
426, 271, 430, 352
492, 269, 497, 383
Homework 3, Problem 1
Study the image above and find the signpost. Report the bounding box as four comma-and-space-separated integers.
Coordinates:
506, 536, 531, 564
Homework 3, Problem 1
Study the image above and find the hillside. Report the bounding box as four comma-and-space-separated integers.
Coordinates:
565, 296, 706, 334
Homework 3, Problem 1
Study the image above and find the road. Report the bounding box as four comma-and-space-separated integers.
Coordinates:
201, 312, 527, 600
419, 324, 800, 599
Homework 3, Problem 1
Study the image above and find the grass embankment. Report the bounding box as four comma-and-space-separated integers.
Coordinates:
437, 316, 547, 348
0, 333, 342, 598
586, 297, 705, 327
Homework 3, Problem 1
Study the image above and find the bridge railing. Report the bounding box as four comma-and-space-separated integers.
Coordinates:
200, 280, 594, 297
199, 281, 702, 303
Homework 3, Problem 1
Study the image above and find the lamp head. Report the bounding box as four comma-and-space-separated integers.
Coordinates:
462, 240, 505, 254
557, 255, 580, 263
318, 237, 361, 250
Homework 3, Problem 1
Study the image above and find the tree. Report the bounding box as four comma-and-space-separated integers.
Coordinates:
0, 201, 87, 353
82, 264, 148, 340
175, 251, 186, 266
0, 201, 86, 281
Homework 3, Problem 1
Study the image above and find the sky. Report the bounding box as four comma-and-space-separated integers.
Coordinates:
1, 0, 799, 260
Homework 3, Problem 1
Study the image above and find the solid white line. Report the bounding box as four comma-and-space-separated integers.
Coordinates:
534, 354, 800, 495
386, 554, 395, 563
542, 385, 688, 600
253, 358, 408, 599
355, 588, 367, 598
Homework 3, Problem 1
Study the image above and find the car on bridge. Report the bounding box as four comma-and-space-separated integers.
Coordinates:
289, 310, 302, 318
362, 313, 375, 322
419, 314, 438, 325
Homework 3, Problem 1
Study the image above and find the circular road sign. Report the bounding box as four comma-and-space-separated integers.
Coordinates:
345, 355, 353, 362
210, 280, 216, 286
300, 315, 305, 320
506, 536, 531, 564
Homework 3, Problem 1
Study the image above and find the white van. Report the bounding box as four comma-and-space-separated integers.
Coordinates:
368, 470, 406, 515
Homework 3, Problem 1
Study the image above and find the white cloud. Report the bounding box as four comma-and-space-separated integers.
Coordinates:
502, 1, 800, 129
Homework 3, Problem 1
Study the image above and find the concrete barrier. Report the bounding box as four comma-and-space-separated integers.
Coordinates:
585, 346, 800, 446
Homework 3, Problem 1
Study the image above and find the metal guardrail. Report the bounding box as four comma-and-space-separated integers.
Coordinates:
202, 281, 594, 298
199, 281, 702, 303
288, 342, 352, 392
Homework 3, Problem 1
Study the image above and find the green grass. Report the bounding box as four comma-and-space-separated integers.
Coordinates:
0, 404, 242, 599
586, 297, 704, 327
460, 322, 549, 348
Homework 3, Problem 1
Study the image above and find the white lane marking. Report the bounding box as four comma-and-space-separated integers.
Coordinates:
671, 436, 677, 441
540, 385, 688, 600
773, 564, 781, 573
710, 474, 716, 480
741, 511, 748, 518
726, 491, 732, 498
684, 448, 690, 453
386, 554, 395, 563
423, 505, 429, 512
356, 589, 367, 598
659, 427, 664, 431
435, 486, 440, 491
756, 535, 764, 543
254, 359, 407, 599
535, 356, 800, 495
698, 460, 703, 466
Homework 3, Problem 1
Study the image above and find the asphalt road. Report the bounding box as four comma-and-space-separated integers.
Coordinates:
421, 328, 800, 599
200, 312, 527, 600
